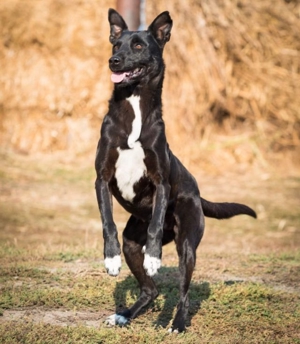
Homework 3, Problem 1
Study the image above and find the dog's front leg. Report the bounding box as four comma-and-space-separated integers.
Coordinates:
143, 182, 170, 276
95, 178, 121, 276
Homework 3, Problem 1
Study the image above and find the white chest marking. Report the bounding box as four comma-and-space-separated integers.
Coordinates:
127, 95, 142, 148
115, 141, 146, 202
114, 95, 145, 202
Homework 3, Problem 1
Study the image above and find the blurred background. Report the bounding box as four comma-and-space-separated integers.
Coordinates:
0, 0, 299, 175
0, 5, 299, 337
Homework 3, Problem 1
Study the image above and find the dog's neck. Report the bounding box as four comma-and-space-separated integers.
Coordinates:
109, 68, 165, 145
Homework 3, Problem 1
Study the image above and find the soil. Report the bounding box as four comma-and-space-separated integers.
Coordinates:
0, 151, 299, 330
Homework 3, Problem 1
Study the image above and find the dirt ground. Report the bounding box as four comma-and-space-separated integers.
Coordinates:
0, 150, 299, 343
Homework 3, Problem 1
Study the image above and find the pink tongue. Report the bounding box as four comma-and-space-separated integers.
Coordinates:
111, 72, 126, 83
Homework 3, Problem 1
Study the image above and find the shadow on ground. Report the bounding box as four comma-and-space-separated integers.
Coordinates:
113, 267, 211, 329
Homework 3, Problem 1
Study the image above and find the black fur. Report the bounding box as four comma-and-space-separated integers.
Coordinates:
95, 9, 256, 333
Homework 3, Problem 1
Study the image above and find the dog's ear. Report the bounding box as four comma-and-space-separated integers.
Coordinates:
108, 8, 128, 44
148, 11, 173, 48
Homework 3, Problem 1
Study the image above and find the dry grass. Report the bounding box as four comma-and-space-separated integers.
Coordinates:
0, 151, 299, 343
0, 0, 300, 172
0, 0, 114, 154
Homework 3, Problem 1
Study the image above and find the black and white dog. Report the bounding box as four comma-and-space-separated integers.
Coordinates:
95, 9, 256, 333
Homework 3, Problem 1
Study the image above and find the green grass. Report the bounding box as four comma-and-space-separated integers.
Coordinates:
0, 151, 299, 343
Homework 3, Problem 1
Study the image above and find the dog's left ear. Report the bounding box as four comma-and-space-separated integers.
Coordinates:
148, 11, 173, 48
108, 8, 128, 44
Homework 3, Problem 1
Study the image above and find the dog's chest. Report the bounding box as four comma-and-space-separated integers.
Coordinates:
115, 95, 146, 202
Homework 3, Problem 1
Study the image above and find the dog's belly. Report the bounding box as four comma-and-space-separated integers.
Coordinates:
115, 141, 146, 202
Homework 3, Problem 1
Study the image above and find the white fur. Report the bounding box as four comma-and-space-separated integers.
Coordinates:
104, 314, 129, 326
168, 328, 179, 334
127, 95, 142, 148
104, 255, 121, 276
115, 141, 146, 202
143, 254, 161, 276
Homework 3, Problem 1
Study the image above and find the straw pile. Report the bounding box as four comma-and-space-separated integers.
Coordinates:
0, 0, 299, 170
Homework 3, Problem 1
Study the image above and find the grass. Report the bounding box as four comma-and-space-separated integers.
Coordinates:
0, 151, 299, 343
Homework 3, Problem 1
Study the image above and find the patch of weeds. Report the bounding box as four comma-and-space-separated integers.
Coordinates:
113, 275, 139, 312
247, 252, 300, 288
0, 244, 25, 260
46, 247, 102, 262
0, 323, 103, 344
197, 282, 300, 342
0, 266, 52, 281
0, 321, 201, 344
0, 274, 118, 310
210, 282, 298, 310
249, 253, 287, 264
45, 251, 89, 263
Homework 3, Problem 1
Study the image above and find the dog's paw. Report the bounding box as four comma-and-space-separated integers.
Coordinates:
104, 255, 121, 276
168, 328, 179, 334
143, 254, 161, 276
104, 314, 129, 327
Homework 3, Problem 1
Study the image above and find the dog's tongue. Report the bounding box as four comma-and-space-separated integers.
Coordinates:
111, 72, 126, 83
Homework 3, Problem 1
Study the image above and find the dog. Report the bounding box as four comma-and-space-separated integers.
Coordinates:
95, 8, 256, 333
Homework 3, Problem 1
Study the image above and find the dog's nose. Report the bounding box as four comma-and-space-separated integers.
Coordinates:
109, 56, 121, 66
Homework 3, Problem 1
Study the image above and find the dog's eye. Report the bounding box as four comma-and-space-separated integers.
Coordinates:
134, 43, 143, 50
113, 45, 119, 52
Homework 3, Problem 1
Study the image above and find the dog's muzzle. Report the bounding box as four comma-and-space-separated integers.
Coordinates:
109, 56, 145, 84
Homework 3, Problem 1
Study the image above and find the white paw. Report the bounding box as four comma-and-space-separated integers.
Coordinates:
104, 314, 129, 327
104, 255, 121, 276
143, 254, 161, 276
168, 328, 179, 334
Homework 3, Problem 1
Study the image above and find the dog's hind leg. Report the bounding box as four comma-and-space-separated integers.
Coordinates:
105, 215, 159, 326
169, 198, 205, 333
123, 216, 160, 318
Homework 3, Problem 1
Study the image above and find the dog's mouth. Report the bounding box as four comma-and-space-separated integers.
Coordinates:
111, 67, 144, 84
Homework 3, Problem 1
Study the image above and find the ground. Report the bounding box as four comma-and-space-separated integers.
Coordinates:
0, 151, 299, 343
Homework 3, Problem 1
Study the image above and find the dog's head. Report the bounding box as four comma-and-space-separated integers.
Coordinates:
108, 9, 172, 86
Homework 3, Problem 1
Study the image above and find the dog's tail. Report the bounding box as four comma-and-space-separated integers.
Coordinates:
201, 197, 257, 219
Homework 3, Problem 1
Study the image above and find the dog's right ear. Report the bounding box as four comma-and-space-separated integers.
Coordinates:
108, 8, 128, 44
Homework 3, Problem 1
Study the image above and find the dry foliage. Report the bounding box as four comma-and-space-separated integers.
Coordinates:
0, 0, 299, 170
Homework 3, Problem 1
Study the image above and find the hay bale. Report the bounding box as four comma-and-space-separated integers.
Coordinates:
147, 1, 300, 160
0, 0, 299, 169
0, 0, 114, 154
